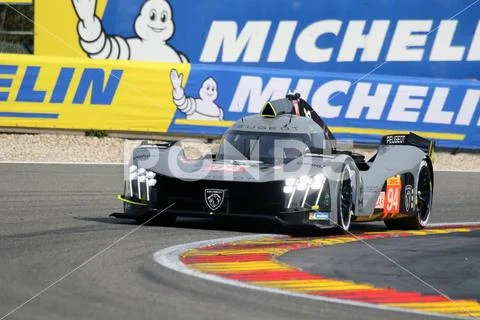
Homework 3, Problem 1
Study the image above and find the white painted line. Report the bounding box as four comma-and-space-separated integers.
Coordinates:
428, 222, 480, 227
434, 169, 480, 173
0, 161, 125, 165
154, 230, 476, 320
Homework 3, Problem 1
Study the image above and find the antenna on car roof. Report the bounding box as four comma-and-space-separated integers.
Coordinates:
286, 112, 294, 127
282, 108, 294, 128
285, 92, 300, 127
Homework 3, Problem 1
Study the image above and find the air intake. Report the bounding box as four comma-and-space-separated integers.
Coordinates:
261, 102, 277, 118
260, 99, 293, 118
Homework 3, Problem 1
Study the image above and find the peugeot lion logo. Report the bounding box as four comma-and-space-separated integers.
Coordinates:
205, 189, 225, 211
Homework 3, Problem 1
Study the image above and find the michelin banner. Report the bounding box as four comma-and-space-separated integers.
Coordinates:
35, 0, 479, 79
0, 54, 479, 149
0, 54, 189, 132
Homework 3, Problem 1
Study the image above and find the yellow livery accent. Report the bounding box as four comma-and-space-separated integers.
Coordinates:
117, 195, 148, 206
260, 102, 278, 118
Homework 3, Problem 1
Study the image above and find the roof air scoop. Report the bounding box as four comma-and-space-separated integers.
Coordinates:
261, 102, 277, 118
260, 97, 296, 118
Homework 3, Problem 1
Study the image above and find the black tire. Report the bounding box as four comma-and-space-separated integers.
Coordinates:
385, 160, 432, 230
337, 167, 353, 231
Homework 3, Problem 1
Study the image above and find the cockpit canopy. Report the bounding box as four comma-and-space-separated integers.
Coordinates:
217, 95, 336, 164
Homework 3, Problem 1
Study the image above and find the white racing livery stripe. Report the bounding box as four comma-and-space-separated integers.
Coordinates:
153, 225, 479, 320
434, 169, 480, 173
428, 222, 480, 227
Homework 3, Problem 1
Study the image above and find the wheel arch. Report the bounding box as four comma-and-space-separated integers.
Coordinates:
424, 155, 434, 191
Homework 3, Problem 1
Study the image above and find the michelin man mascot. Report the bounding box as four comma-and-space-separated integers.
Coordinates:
170, 69, 224, 121
71, 0, 188, 62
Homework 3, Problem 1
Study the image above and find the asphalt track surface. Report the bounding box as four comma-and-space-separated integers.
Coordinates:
0, 164, 478, 320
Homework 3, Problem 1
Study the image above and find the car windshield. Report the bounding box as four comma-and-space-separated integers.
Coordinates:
217, 130, 312, 164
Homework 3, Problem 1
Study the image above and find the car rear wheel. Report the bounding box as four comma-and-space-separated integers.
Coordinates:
338, 167, 353, 231
384, 160, 432, 230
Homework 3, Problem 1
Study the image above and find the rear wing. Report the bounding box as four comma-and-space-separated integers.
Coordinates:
381, 132, 435, 163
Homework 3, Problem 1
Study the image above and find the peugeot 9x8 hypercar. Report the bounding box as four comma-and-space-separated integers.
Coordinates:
113, 93, 435, 231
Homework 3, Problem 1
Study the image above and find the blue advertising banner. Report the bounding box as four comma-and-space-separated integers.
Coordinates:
95, 0, 480, 79
167, 64, 480, 149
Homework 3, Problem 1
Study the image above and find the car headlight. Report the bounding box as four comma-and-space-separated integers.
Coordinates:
146, 171, 156, 179
129, 172, 138, 180
311, 174, 325, 190
284, 174, 326, 208
283, 177, 297, 194
297, 175, 311, 191
285, 177, 296, 187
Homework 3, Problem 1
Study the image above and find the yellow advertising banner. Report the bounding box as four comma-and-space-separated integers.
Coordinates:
34, 0, 109, 57
0, 54, 190, 132
0, 1, 32, 3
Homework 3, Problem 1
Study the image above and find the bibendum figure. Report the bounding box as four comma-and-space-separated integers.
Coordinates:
170, 69, 224, 121
71, 0, 188, 62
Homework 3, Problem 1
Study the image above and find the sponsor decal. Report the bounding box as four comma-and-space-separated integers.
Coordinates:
375, 191, 385, 209
385, 135, 406, 145
384, 175, 402, 216
309, 211, 329, 221
205, 189, 225, 211
404, 185, 414, 211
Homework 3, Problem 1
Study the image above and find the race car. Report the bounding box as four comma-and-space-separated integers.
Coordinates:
112, 93, 435, 231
